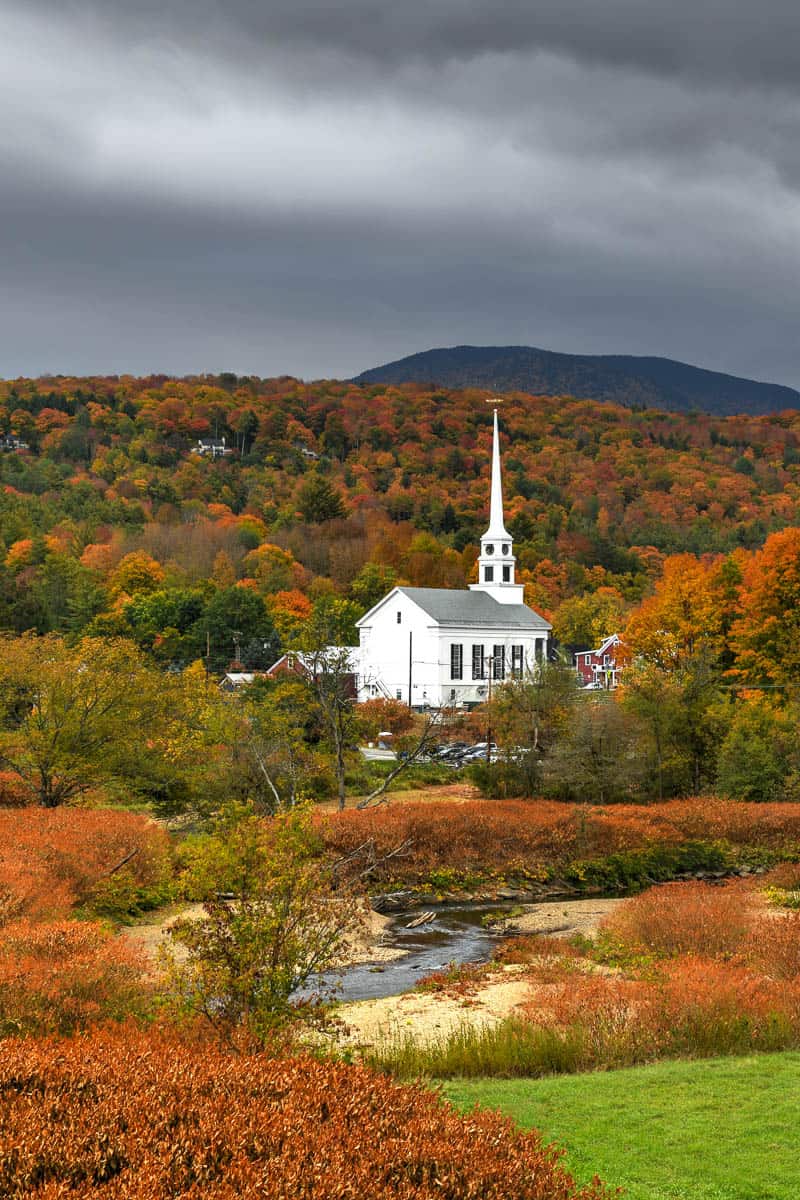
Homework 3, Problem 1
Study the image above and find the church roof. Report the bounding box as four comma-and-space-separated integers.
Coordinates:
397, 587, 551, 630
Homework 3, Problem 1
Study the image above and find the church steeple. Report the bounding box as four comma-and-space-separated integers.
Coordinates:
486, 408, 510, 540
469, 407, 525, 604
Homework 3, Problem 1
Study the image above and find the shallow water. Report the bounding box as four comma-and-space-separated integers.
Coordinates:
325, 903, 510, 1003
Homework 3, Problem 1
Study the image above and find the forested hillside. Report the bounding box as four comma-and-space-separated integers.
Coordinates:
2, 372, 800, 659
355, 345, 800, 416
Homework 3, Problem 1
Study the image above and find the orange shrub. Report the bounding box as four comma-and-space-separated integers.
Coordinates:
600, 881, 754, 958
762, 862, 800, 890
0, 920, 151, 1036
0, 808, 172, 921
321, 800, 588, 882
0, 770, 28, 807
654, 957, 800, 1050
495, 935, 583, 966
517, 954, 800, 1068
0, 1029, 609, 1199
321, 799, 800, 885
673, 798, 800, 847
746, 912, 800, 980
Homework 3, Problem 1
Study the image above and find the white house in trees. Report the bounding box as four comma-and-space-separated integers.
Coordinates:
356, 409, 551, 709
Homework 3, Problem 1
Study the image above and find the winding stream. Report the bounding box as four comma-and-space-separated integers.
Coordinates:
329, 903, 512, 1003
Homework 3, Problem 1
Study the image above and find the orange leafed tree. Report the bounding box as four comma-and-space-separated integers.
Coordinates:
109, 550, 166, 598
729, 526, 800, 686
4, 538, 34, 570
623, 552, 735, 669
267, 588, 313, 641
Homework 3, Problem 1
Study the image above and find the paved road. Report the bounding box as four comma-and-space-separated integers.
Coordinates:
360, 747, 397, 761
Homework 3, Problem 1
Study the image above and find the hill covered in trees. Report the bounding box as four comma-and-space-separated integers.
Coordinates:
2, 371, 800, 659
355, 346, 800, 417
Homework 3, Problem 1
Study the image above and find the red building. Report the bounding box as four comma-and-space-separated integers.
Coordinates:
574, 633, 624, 689
266, 648, 359, 698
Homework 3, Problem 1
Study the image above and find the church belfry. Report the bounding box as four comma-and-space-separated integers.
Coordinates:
469, 407, 525, 605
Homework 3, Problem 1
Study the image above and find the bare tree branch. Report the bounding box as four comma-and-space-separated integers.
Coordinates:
356, 710, 444, 809
331, 836, 415, 883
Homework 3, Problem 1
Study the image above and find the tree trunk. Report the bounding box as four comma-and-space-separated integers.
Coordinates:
335, 734, 347, 811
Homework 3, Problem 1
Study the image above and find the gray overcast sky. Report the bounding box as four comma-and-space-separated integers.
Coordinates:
2, 1, 800, 385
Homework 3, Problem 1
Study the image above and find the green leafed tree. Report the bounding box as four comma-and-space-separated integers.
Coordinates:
235, 677, 331, 812
198, 586, 280, 672
296, 473, 346, 523
620, 655, 726, 799
164, 803, 365, 1041
551, 587, 626, 651
715, 699, 800, 803
468, 664, 577, 798
123, 587, 206, 664
543, 695, 649, 805
350, 561, 398, 612
0, 634, 190, 807
293, 596, 364, 809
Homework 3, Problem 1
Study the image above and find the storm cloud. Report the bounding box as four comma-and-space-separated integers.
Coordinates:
1, 0, 799, 384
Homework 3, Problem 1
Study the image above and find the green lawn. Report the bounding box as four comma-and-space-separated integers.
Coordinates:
443, 1053, 800, 1200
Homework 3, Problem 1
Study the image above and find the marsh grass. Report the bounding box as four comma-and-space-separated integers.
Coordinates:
362, 1019, 588, 1079
363, 996, 800, 1080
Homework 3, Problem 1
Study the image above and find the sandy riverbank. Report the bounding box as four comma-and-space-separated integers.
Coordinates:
121, 902, 406, 967
513, 897, 623, 939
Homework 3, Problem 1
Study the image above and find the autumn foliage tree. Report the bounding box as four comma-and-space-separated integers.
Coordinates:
108, 550, 165, 598
729, 526, 800, 688
552, 586, 626, 649
0, 634, 215, 808
623, 553, 734, 670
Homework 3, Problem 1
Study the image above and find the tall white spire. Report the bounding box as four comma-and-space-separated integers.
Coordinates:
486, 408, 511, 539
469, 405, 524, 604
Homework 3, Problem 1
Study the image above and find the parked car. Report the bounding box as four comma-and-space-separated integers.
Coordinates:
434, 741, 470, 761
459, 742, 499, 763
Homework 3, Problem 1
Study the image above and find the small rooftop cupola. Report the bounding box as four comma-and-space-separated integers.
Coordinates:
470, 407, 525, 604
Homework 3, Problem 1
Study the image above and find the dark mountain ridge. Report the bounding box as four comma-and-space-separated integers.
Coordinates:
354, 345, 800, 416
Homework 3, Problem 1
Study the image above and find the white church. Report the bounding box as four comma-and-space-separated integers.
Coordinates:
356, 409, 551, 709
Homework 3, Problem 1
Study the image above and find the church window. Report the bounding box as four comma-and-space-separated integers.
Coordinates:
502, 566, 511, 582
484, 566, 494, 583
485, 544, 494, 555
396, 611, 402, 624
492, 645, 505, 680
511, 645, 524, 678
502, 544, 509, 555
450, 643, 463, 680
472, 645, 485, 680
395, 689, 402, 700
